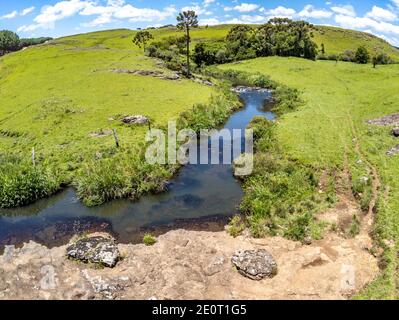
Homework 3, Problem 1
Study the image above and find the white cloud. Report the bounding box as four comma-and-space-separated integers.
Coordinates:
366, 6, 397, 22
299, 5, 333, 19
225, 3, 260, 13
21, 7, 35, 16
330, 5, 356, 17
1, 10, 18, 19
17, 0, 177, 32
335, 14, 399, 36
265, 6, 296, 19
199, 17, 220, 26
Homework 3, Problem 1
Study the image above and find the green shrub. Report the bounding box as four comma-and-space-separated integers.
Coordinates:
143, 233, 157, 246
227, 215, 246, 237
0, 161, 61, 208
347, 215, 361, 238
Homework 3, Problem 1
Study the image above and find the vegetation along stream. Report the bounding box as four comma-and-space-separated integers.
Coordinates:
0, 89, 274, 249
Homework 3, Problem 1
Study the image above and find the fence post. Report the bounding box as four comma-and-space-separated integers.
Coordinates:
112, 129, 120, 148
32, 147, 36, 166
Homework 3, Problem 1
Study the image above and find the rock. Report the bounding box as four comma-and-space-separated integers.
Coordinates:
392, 128, 399, 137
66, 235, 120, 268
89, 129, 113, 138
163, 73, 180, 80
231, 249, 278, 280
122, 115, 149, 125
367, 114, 399, 126
386, 145, 399, 156
304, 236, 313, 245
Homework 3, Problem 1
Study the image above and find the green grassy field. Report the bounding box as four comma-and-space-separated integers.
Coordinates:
0, 28, 217, 206
220, 57, 399, 299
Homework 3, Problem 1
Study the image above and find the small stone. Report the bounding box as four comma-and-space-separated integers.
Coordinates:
304, 236, 313, 245
66, 235, 120, 268
231, 249, 277, 281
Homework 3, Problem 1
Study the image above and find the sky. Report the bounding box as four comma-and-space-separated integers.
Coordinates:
1, 0, 399, 46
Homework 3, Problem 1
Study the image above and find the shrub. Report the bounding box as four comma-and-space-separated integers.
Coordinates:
143, 233, 157, 246
340, 50, 356, 62
227, 215, 246, 237
355, 46, 370, 64
0, 162, 61, 208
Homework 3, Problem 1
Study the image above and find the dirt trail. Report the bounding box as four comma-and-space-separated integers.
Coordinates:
347, 114, 381, 217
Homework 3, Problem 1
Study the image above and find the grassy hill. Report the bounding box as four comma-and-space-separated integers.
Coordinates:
0, 28, 216, 207
152, 24, 399, 60
1, 24, 399, 298
220, 57, 399, 299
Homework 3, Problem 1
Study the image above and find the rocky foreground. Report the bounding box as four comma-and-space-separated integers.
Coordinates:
0, 221, 378, 300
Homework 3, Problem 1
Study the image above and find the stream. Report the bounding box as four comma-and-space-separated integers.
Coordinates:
0, 89, 275, 249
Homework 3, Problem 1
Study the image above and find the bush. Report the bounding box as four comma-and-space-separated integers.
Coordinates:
355, 46, 370, 64
0, 30, 20, 55
0, 161, 61, 208
340, 50, 356, 62
227, 215, 246, 237
143, 233, 157, 246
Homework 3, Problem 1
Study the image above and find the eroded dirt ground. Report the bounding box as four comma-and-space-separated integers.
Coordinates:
0, 198, 378, 300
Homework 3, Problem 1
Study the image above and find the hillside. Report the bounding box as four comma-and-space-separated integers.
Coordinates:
220, 57, 399, 299
1, 23, 399, 300
152, 24, 399, 60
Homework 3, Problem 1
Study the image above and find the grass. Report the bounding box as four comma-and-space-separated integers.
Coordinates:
0, 29, 216, 207
143, 233, 157, 246
2, 24, 399, 297
220, 57, 399, 299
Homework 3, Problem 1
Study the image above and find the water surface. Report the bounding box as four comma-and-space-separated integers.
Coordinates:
0, 89, 274, 248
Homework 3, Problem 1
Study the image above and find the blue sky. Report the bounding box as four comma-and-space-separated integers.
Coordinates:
1, 0, 399, 45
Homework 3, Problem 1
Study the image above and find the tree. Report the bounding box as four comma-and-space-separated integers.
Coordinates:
355, 46, 370, 64
176, 10, 198, 77
226, 25, 254, 58
132, 31, 153, 52
372, 53, 391, 67
0, 30, 20, 55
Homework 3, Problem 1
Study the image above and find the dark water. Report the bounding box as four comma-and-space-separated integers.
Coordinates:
0, 89, 274, 248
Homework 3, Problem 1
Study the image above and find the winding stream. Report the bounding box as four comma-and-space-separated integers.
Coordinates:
0, 89, 275, 249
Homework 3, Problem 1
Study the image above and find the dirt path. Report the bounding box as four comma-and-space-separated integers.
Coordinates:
347, 113, 381, 216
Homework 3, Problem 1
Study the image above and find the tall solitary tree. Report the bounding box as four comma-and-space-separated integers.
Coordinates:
176, 10, 198, 77
132, 31, 153, 52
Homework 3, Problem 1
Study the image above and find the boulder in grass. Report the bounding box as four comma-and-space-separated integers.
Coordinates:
392, 128, 399, 137
122, 115, 149, 125
231, 249, 278, 280
67, 234, 120, 268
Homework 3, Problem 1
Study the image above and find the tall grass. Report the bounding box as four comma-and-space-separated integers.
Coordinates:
0, 155, 61, 208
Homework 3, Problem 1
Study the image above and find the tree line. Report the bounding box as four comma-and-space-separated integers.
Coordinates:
0, 30, 52, 56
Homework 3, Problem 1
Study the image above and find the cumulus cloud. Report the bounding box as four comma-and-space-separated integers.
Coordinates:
366, 6, 397, 22
17, 0, 177, 31
265, 6, 296, 19
225, 3, 260, 13
330, 5, 356, 17
298, 5, 333, 19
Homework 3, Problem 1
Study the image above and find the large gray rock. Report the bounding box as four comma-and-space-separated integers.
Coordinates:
66, 235, 120, 268
232, 249, 278, 280
122, 115, 149, 125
